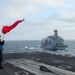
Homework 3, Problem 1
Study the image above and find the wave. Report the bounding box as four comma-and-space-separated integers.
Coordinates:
4, 44, 75, 57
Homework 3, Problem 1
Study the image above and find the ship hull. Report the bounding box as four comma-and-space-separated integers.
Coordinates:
57, 45, 68, 50
41, 45, 68, 50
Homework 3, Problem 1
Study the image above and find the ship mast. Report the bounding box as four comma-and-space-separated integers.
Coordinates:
54, 30, 58, 38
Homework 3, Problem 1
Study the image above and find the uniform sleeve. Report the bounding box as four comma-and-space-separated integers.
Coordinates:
0, 40, 5, 45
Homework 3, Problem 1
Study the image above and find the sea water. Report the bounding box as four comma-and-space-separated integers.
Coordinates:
3, 40, 75, 57
3, 40, 41, 53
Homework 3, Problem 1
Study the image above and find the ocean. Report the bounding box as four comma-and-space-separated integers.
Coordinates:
3, 40, 75, 57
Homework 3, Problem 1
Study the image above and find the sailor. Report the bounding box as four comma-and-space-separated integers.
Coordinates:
0, 35, 5, 69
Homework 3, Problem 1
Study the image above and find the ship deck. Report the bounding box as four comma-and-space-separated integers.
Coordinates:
1, 52, 75, 75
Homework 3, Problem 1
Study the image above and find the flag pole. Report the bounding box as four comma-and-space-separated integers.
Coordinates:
1, 25, 4, 41
2, 32, 4, 41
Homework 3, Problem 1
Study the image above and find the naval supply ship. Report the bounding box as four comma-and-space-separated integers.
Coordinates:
41, 30, 68, 50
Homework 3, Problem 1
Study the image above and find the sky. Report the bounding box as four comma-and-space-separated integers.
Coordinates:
0, 0, 75, 40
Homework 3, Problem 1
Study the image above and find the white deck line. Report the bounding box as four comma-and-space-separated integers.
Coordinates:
6, 58, 75, 75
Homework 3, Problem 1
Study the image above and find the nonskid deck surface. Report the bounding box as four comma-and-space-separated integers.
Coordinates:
5, 59, 57, 75
0, 59, 59, 75
1, 52, 75, 75
5, 58, 75, 75
0, 61, 35, 75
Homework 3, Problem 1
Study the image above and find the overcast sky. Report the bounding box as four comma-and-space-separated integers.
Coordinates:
0, 0, 75, 40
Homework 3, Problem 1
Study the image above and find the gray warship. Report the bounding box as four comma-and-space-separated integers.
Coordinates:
41, 30, 68, 50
